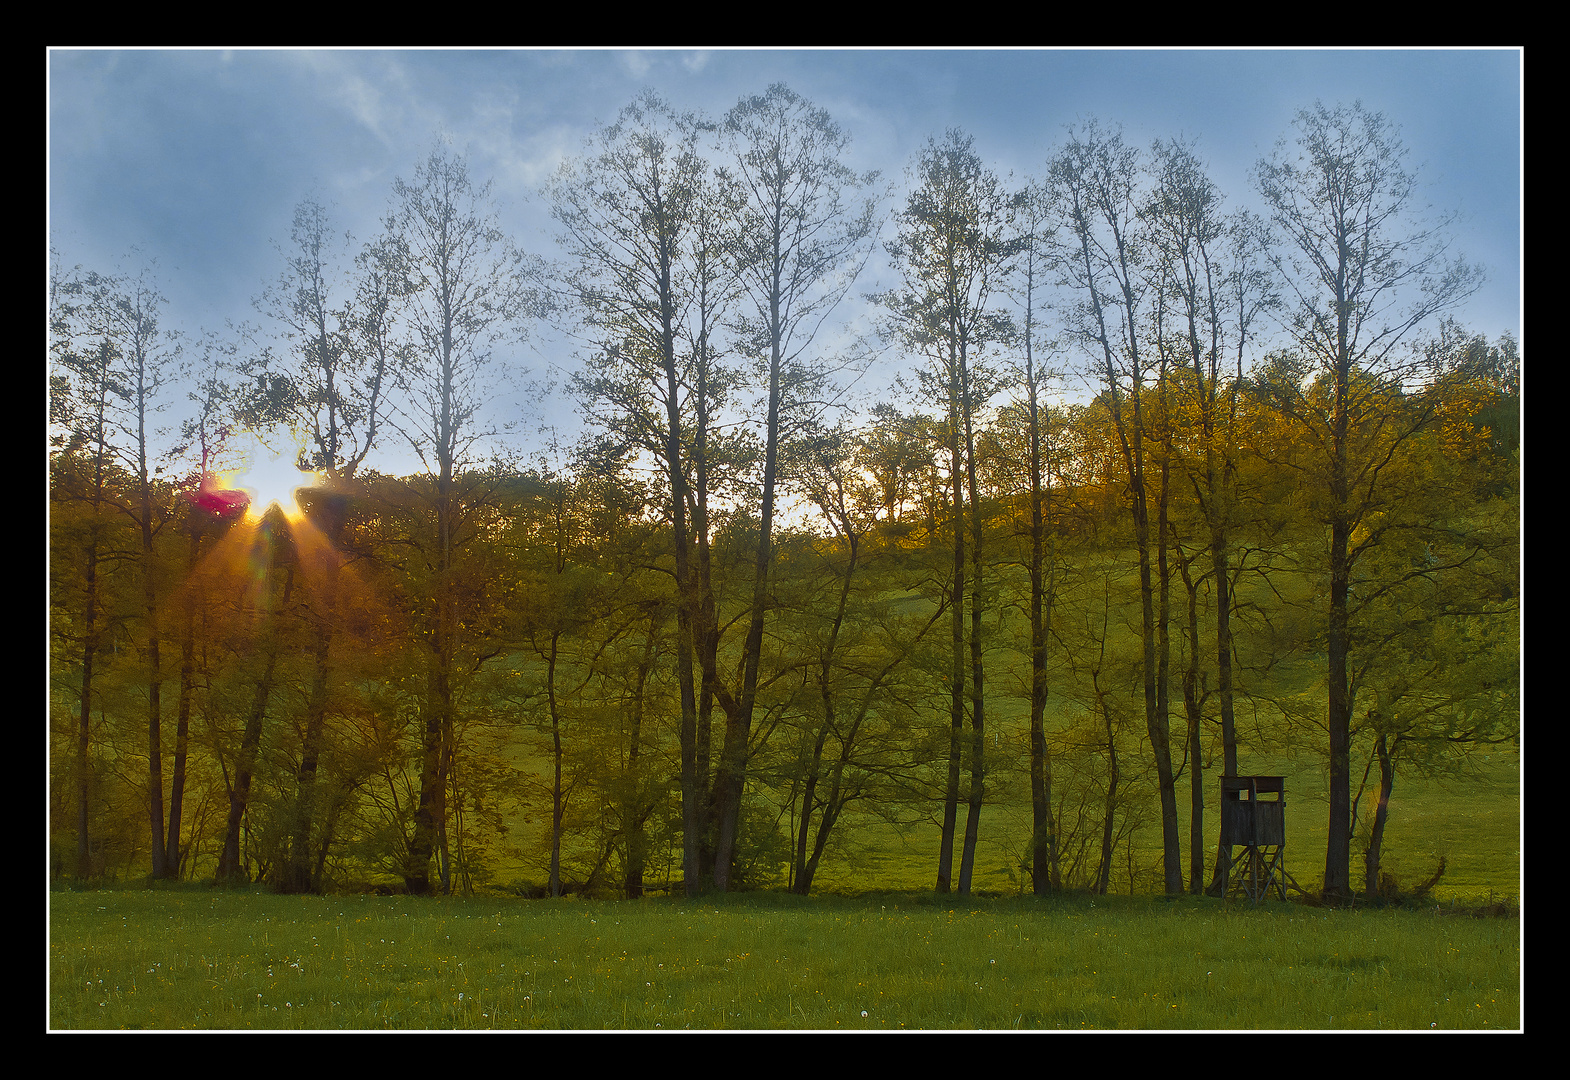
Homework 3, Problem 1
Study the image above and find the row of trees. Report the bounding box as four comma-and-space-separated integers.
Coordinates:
49, 89, 1519, 903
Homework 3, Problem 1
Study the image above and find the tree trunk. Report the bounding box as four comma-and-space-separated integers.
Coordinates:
218, 561, 293, 884
1206, 538, 1239, 896
1324, 339, 1354, 903
957, 363, 985, 896
1153, 425, 1181, 895
283, 494, 348, 894
165, 519, 202, 878
1179, 554, 1205, 893
75, 589, 97, 882
710, 334, 783, 892
1096, 683, 1118, 897
548, 629, 564, 899
936, 418, 965, 894
1027, 395, 1056, 895
142, 506, 167, 880
1362, 732, 1396, 897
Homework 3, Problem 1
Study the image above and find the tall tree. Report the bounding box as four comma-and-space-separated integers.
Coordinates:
65, 263, 181, 880
1252, 101, 1483, 902
389, 143, 538, 895
551, 92, 712, 896
49, 261, 122, 881
707, 83, 880, 891
877, 130, 1016, 895
215, 506, 298, 884
1141, 140, 1278, 893
1009, 179, 1062, 894
1048, 122, 1184, 894
256, 196, 401, 893
163, 330, 252, 878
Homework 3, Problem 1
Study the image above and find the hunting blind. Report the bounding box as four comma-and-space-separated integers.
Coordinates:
1220, 775, 1290, 903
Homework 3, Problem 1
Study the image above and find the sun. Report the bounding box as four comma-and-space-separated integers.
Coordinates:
234, 435, 318, 521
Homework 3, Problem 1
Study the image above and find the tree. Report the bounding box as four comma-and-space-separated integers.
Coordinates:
51, 258, 117, 881
50, 257, 184, 881
1327, 326, 1518, 897
164, 330, 250, 878
215, 506, 300, 884
877, 130, 1017, 895
255, 196, 402, 893
1008, 179, 1064, 894
551, 91, 712, 896
1047, 121, 1188, 894
1140, 139, 1279, 893
707, 83, 880, 891
770, 423, 946, 895
92, 267, 180, 880
388, 142, 539, 895
1252, 101, 1484, 902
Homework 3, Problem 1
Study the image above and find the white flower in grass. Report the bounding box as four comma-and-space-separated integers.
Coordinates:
861, 1010, 869, 1017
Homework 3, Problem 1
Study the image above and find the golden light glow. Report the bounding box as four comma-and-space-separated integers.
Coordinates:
234, 434, 318, 521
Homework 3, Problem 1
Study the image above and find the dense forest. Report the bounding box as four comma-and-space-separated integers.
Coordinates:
48, 88, 1519, 904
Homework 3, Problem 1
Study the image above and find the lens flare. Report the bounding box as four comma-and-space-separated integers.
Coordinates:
235, 434, 317, 520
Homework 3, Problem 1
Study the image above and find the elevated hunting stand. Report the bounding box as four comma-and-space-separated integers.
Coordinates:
1220, 775, 1299, 904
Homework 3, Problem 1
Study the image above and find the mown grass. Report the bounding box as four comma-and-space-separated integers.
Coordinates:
49, 887, 1519, 1031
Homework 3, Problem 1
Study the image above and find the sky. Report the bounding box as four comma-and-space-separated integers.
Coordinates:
47, 47, 1523, 480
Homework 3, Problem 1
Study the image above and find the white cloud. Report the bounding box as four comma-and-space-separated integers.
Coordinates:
619, 50, 652, 79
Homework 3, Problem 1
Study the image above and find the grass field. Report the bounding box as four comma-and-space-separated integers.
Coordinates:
49, 887, 1520, 1031
50, 713, 1520, 1031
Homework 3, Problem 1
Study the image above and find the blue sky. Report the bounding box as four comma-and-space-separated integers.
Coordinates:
48, 47, 1522, 473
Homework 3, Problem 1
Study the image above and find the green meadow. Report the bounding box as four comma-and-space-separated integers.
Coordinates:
49, 744, 1521, 1032
51, 886, 1519, 1031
